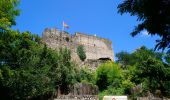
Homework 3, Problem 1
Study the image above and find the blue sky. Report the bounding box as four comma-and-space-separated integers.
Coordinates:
13, 0, 159, 56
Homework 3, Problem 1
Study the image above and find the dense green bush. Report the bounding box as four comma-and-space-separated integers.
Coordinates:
95, 61, 135, 100
96, 62, 123, 91
77, 45, 86, 61
79, 67, 95, 84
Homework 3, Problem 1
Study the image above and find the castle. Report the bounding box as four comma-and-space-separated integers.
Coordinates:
42, 28, 114, 64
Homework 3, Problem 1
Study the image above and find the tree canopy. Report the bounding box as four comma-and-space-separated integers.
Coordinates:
118, 0, 170, 52
0, 0, 20, 31
116, 46, 170, 97
0, 30, 78, 99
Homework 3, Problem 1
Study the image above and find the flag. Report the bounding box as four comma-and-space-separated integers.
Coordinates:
63, 21, 69, 29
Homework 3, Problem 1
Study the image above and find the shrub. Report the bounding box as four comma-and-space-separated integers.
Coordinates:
77, 45, 86, 61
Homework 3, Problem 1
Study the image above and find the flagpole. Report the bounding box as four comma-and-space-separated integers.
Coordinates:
60, 21, 64, 45
62, 21, 64, 34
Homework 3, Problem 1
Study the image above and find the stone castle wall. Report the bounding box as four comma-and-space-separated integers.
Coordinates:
42, 28, 114, 62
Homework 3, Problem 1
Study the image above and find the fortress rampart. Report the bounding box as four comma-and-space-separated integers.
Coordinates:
42, 28, 114, 62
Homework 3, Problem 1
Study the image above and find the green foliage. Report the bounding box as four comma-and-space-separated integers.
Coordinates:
140, 57, 166, 90
77, 45, 86, 61
96, 62, 112, 91
116, 46, 170, 97
0, 65, 55, 100
116, 51, 135, 68
56, 47, 78, 94
122, 77, 135, 94
98, 88, 124, 100
2, 0, 170, 99
0, 30, 78, 99
0, 0, 86, 99
95, 62, 135, 99
98, 86, 125, 100
0, 31, 53, 99
79, 67, 95, 84
118, 0, 170, 51
165, 53, 170, 65
116, 46, 164, 67
0, 1, 79, 98
98, 90, 106, 100
0, 0, 20, 31
96, 62, 123, 91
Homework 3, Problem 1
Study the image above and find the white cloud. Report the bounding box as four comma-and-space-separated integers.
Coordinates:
141, 30, 150, 37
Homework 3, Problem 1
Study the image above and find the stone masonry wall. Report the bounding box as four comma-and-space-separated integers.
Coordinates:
74, 32, 114, 60
42, 28, 114, 63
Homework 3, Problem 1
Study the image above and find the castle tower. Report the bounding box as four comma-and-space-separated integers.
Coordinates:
42, 28, 114, 63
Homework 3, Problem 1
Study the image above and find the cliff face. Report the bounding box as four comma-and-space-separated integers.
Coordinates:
42, 28, 114, 63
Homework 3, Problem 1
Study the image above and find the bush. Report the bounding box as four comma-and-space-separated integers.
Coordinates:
79, 67, 95, 84
96, 61, 123, 91
77, 45, 86, 61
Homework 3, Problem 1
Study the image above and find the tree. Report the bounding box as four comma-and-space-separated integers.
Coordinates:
0, 0, 79, 99
140, 57, 166, 93
0, 31, 57, 99
118, 0, 170, 52
0, 30, 78, 99
96, 62, 123, 91
116, 46, 164, 68
56, 47, 77, 94
116, 51, 134, 68
116, 46, 170, 96
165, 53, 170, 65
77, 45, 86, 61
0, 0, 20, 31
